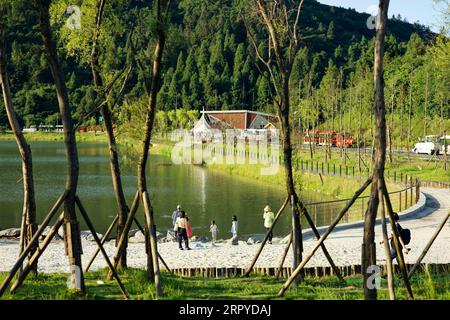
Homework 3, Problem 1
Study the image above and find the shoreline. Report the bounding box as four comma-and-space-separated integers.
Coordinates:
1, 187, 448, 273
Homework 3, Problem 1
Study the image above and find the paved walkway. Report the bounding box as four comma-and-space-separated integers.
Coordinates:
0, 189, 448, 272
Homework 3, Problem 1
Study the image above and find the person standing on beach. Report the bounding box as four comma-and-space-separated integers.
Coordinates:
263, 205, 275, 244
175, 211, 191, 250
210, 220, 219, 245
172, 204, 181, 237
230, 215, 238, 243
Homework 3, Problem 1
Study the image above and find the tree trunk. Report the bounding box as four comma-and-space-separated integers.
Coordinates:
408, 74, 412, 162
358, 86, 362, 173
400, 86, 404, 151
91, 0, 129, 269
362, 0, 389, 301
388, 92, 394, 163
424, 70, 428, 137
34, 0, 84, 293
254, 0, 304, 283
137, 1, 165, 296
0, 23, 38, 273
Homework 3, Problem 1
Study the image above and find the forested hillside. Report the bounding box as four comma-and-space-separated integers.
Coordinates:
1, 0, 447, 144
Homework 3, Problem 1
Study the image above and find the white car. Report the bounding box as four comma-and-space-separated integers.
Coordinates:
412, 135, 441, 155
439, 135, 450, 155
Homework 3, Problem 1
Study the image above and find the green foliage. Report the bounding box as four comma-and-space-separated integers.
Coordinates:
0, 0, 440, 135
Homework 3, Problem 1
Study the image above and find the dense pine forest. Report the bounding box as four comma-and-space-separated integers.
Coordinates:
0, 0, 448, 143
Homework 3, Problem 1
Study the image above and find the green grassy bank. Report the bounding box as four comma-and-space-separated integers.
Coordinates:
0, 269, 448, 300
292, 144, 450, 183
0, 131, 109, 143
1, 132, 447, 193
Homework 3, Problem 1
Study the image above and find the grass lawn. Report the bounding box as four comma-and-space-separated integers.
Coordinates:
292, 146, 450, 184
0, 131, 109, 143
0, 269, 448, 300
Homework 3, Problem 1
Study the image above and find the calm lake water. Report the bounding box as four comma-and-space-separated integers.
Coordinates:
0, 141, 334, 238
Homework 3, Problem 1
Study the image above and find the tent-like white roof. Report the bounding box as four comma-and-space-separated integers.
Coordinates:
192, 113, 212, 133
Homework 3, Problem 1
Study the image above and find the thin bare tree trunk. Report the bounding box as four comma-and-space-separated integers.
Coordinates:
424, 70, 429, 137
137, 0, 166, 296
400, 86, 404, 151
388, 91, 394, 163
380, 193, 395, 300
408, 74, 412, 162
0, 19, 38, 273
279, 70, 303, 284
91, 0, 129, 269
253, 0, 305, 284
338, 68, 344, 162
362, 0, 389, 300
34, 0, 84, 293
358, 86, 362, 173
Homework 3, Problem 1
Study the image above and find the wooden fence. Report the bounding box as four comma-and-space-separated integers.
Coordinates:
169, 263, 449, 278
199, 143, 449, 193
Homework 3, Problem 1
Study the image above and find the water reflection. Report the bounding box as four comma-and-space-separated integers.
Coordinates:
0, 141, 335, 238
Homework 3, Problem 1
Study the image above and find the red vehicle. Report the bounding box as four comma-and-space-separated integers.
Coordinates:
303, 130, 320, 145
303, 130, 354, 148
303, 130, 337, 146
336, 132, 354, 148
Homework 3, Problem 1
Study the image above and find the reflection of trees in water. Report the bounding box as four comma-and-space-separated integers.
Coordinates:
192, 166, 207, 214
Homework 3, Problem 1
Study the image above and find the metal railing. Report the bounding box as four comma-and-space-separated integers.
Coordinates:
303, 183, 420, 227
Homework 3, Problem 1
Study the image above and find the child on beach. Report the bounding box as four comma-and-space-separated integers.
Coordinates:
210, 220, 219, 245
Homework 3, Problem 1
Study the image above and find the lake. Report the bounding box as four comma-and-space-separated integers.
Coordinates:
0, 141, 338, 239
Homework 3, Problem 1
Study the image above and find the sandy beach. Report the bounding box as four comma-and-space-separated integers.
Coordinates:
0, 187, 449, 273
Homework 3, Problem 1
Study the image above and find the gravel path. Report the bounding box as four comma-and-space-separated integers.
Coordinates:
0, 188, 448, 273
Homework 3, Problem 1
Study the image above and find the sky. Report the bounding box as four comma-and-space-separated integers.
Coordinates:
317, 0, 443, 32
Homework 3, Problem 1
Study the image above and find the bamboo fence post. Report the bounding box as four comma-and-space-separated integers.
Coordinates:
85, 215, 119, 272
405, 186, 408, 209
10, 214, 65, 293
158, 252, 172, 274
141, 191, 163, 297
75, 197, 129, 299
277, 179, 372, 296
0, 192, 66, 297
408, 211, 450, 279
18, 191, 28, 274
244, 197, 289, 277
380, 192, 395, 300
109, 190, 140, 275
130, 217, 171, 273
291, 195, 302, 285
416, 179, 420, 203
133, 217, 145, 233
297, 203, 344, 281
276, 233, 292, 278
380, 180, 414, 299
410, 176, 413, 207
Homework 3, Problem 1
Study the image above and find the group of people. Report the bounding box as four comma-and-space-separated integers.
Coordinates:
171, 203, 411, 270
170, 204, 276, 249
172, 205, 192, 250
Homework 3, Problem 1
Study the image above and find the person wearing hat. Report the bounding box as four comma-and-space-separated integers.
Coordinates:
172, 205, 182, 237
263, 205, 275, 244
